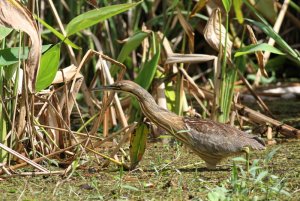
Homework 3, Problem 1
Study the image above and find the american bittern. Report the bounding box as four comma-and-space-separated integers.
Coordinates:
95, 80, 265, 169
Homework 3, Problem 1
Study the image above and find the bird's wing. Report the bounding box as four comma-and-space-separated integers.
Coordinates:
183, 117, 265, 154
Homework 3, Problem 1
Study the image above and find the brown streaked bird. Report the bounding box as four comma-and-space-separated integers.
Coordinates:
94, 80, 265, 169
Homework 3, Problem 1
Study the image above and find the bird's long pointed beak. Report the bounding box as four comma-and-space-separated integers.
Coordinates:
92, 85, 117, 91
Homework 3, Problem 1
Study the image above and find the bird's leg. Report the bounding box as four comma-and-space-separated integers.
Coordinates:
242, 147, 250, 171
204, 158, 222, 170
205, 161, 217, 170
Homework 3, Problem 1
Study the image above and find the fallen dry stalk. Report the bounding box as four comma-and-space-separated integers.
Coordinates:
36, 124, 103, 140
1, 170, 65, 178
0, 143, 49, 173
85, 147, 129, 170
237, 70, 274, 118
234, 104, 300, 138
0, 141, 85, 176
185, 81, 300, 138
91, 123, 138, 149
102, 122, 137, 167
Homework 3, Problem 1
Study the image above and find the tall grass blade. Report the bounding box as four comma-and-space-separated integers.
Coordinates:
35, 16, 80, 49
243, 0, 300, 64
265, 146, 281, 163
0, 67, 7, 162
235, 43, 285, 57
233, 0, 243, 23
222, 0, 232, 13
255, 170, 268, 183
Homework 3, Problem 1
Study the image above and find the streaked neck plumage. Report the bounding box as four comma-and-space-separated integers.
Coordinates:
127, 85, 184, 133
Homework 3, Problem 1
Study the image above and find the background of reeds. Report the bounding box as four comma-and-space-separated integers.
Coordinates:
0, 0, 300, 199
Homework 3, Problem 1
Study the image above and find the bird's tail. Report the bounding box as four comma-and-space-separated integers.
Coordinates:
250, 136, 266, 150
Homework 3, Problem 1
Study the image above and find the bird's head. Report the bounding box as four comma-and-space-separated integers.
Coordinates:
93, 80, 141, 94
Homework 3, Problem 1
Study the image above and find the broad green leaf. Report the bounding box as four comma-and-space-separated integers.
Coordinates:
3, 64, 18, 80
234, 43, 284, 57
130, 123, 149, 169
36, 44, 61, 92
0, 25, 13, 40
35, 16, 80, 49
135, 47, 160, 90
0, 45, 51, 66
222, 0, 232, 13
0, 48, 27, 66
233, 0, 243, 23
66, 1, 142, 37
110, 31, 149, 76
117, 31, 149, 63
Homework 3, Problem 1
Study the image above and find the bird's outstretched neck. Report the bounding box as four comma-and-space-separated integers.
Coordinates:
124, 82, 185, 133
95, 80, 184, 133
